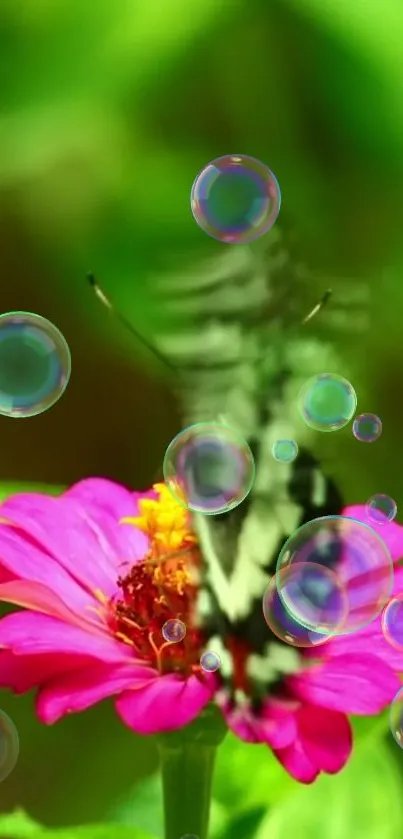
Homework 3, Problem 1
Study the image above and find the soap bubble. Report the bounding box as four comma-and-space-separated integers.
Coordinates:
190, 154, 281, 244
366, 494, 397, 526
162, 619, 186, 643
0, 711, 19, 782
276, 515, 393, 635
352, 413, 382, 443
297, 373, 357, 432
390, 686, 403, 747
262, 568, 344, 647
382, 596, 403, 651
0, 311, 71, 418
271, 439, 299, 463
200, 651, 221, 673
163, 422, 255, 515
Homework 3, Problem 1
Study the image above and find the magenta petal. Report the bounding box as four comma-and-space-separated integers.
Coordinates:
0, 493, 120, 596
116, 673, 214, 735
36, 662, 151, 724
0, 523, 93, 612
63, 479, 152, 569
273, 740, 319, 784
0, 611, 133, 663
222, 698, 297, 748
289, 653, 400, 714
0, 579, 103, 632
0, 650, 96, 693
297, 705, 352, 774
343, 505, 403, 562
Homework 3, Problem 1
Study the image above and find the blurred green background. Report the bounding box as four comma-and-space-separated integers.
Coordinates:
0, 0, 403, 836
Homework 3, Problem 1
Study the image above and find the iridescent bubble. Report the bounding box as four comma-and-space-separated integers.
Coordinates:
163, 422, 255, 515
276, 515, 393, 635
0, 711, 19, 782
271, 439, 299, 463
0, 311, 71, 418
382, 596, 403, 651
366, 494, 397, 527
262, 569, 343, 647
297, 373, 357, 432
190, 154, 281, 244
390, 686, 403, 747
352, 413, 382, 443
275, 561, 348, 634
162, 619, 186, 643
200, 651, 221, 673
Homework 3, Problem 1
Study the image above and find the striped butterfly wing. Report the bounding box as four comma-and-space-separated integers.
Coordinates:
146, 226, 369, 705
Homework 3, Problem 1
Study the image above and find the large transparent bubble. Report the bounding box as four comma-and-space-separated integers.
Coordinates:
276, 515, 393, 635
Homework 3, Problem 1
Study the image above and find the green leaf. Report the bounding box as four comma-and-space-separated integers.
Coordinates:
0, 808, 157, 839
213, 733, 299, 813
255, 741, 403, 839
0, 483, 64, 502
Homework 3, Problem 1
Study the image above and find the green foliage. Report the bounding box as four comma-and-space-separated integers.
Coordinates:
0, 808, 156, 839
255, 740, 402, 839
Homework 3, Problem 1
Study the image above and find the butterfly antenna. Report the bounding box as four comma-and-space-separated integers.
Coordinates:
87, 272, 179, 374
302, 289, 332, 325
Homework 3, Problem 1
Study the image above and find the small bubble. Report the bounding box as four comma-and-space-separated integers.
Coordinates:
366, 494, 397, 526
190, 154, 281, 244
390, 686, 403, 747
0, 711, 19, 782
0, 311, 71, 418
271, 439, 298, 463
200, 651, 221, 673
352, 413, 382, 443
297, 374, 357, 433
162, 619, 186, 643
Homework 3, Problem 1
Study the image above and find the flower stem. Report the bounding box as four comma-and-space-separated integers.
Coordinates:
156, 703, 227, 839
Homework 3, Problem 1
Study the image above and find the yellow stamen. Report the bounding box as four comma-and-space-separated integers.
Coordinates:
120, 482, 197, 552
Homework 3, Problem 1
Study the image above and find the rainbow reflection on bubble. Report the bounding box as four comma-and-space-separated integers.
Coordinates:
190, 154, 281, 244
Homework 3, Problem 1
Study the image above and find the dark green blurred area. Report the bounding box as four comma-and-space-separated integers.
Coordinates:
1, 0, 403, 835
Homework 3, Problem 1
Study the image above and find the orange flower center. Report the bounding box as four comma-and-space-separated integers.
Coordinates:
107, 484, 205, 676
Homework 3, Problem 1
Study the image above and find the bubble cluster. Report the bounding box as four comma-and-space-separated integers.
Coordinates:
163, 422, 255, 515
200, 651, 221, 673
390, 687, 403, 748
0, 311, 71, 418
271, 439, 299, 463
276, 515, 393, 635
297, 374, 357, 433
352, 413, 382, 443
162, 619, 186, 643
366, 494, 397, 526
190, 154, 281, 244
0, 711, 19, 782
382, 596, 403, 651
262, 569, 342, 647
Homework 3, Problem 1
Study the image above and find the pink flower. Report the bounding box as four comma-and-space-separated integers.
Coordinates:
0, 481, 401, 785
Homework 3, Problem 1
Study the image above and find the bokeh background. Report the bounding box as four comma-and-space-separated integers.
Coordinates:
0, 0, 403, 836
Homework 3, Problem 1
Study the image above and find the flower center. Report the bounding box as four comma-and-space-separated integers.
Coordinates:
107, 484, 206, 676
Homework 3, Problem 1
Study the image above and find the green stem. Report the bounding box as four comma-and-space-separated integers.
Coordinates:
156, 703, 227, 839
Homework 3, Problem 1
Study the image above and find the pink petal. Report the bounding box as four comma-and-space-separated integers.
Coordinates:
297, 705, 352, 773
0, 493, 121, 596
273, 740, 319, 784
343, 505, 403, 562
289, 653, 400, 714
221, 697, 297, 749
0, 649, 99, 693
36, 661, 152, 724
0, 523, 93, 612
0, 579, 102, 632
0, 611, 133, 663
116, 673, 215, 735
63, 479, 153, 570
